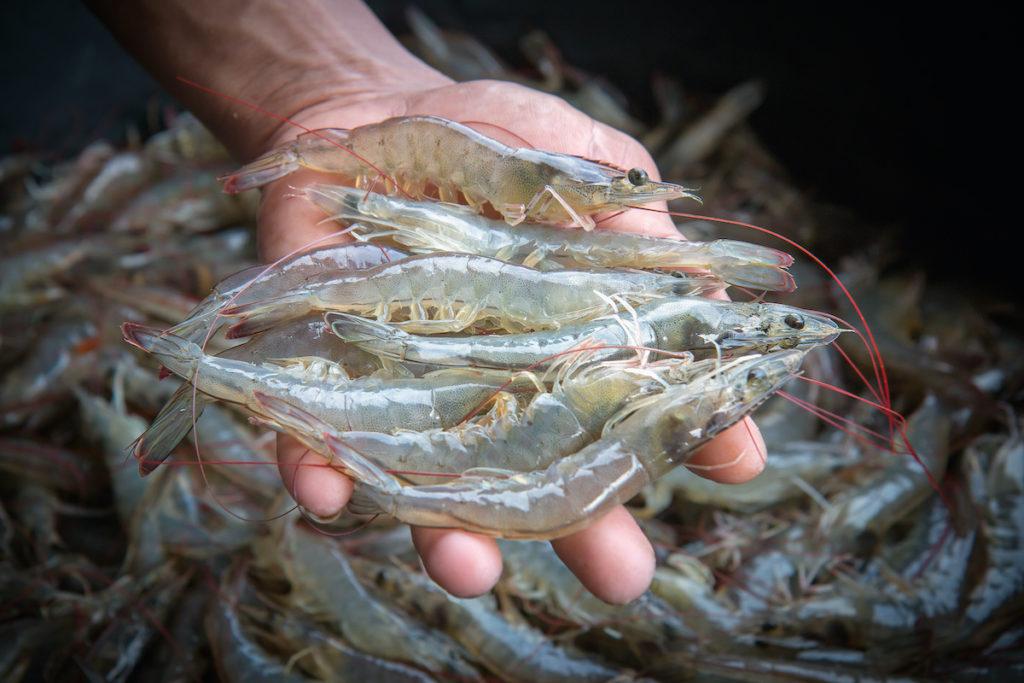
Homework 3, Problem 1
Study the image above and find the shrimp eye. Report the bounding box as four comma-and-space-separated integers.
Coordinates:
784, 313, 805, 329
746, 367, 768, 384
627, 168, 648, 186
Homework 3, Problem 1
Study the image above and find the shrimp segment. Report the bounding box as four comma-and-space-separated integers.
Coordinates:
255, 350, 805, 540
306, 183, 796, 291
222, 115, 698, 229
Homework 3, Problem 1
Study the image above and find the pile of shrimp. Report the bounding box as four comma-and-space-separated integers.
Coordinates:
2, 17, 1023, 682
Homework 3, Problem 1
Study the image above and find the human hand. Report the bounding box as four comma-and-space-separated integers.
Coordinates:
89, 0, 766, 603
256, 78, 768, 603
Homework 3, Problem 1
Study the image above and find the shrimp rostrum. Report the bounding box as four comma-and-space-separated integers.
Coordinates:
222, 115, 697, 229
254, 349, 805, 540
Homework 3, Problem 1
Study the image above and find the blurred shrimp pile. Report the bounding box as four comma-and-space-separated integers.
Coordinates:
1, 10, 1023, 682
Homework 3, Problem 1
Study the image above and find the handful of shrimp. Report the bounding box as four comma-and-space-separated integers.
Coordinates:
128, 109, 837, 541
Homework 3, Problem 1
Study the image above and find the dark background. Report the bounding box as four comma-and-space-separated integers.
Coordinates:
1, 2, 1011, 291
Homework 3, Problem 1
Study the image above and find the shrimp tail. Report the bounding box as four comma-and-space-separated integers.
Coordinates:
134, 383, 208, 475
328, 313, 409, 359
221, 293, 312, 339
219, 147, 300, 193
121, 323, 202, 380
716, 263, 797, 293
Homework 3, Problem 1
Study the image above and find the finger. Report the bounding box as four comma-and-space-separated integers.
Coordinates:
685, 416, 767, 484
275, 433, 353, 519
258, 168, 357, 262
411, 526, 503, 598
551, 506, 655, 605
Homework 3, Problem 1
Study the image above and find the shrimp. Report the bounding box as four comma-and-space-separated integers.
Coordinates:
255, 350, 805, 540
330, 296, 840, 371
221, 115, 698, 230
134, 315, 385, 474
110, 169, 258, 235
143, 111, 231, 166
220, 252, 722, 338
351, 556, 632, 683
306, 183, 796, 291
168, 241, 407, 343
319, 356, 760, 484
819, 395, 952, 556
953, 418, 1024, 647
498, 539, 694, 646
269, 522, 480, 679
265, 607, 439, 683
206, 571, 313, 683
638, 440, 858, 517
122, 323, 535, 434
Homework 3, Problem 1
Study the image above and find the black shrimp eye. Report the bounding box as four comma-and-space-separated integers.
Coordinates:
747, 368, 767, 383
627, 167, 648, 186
784, 313, 805, 329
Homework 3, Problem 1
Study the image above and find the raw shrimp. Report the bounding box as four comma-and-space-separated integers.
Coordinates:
221, 115, 697, 229
122, 323, 534, 434
323, 356, 747, 484
256, 350, 805, 540
819, 395, 952, 556
499, 539, 693, 646
330, 296, 840, 371
638, 440, 858, 516
221, 252, 722, 337
352, 556, 631, 683
143, 111, 231, 166
953, 419, 1024, 647
110, 169, 258, 234
135, 314, 385, 474
168, 241, 407, 343
307, 183, 796, 291
266, 607, 439, 683
206, 572, 313, 683
270, 523, 480, 679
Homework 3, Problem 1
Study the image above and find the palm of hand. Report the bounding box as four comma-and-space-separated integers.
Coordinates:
255, 78, 766, 603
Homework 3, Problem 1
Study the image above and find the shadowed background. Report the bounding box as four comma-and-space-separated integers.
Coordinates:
1, 1, 1009, 291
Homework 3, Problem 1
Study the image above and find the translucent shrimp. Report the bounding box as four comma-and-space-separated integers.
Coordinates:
206, 570, 313, 683
306, 183, 796, 291
122, 323, 535, 434
221, 115, 698, 229
321, 356, 748, 484
255, 350, 805, 540
270, 522, 480, 680
220, 252, 723, 337
168, 241, 407, 343
498, 539, 694, 646
352, 556, 631, 683
330, 296, 840, 371
134, 315, 383, 474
